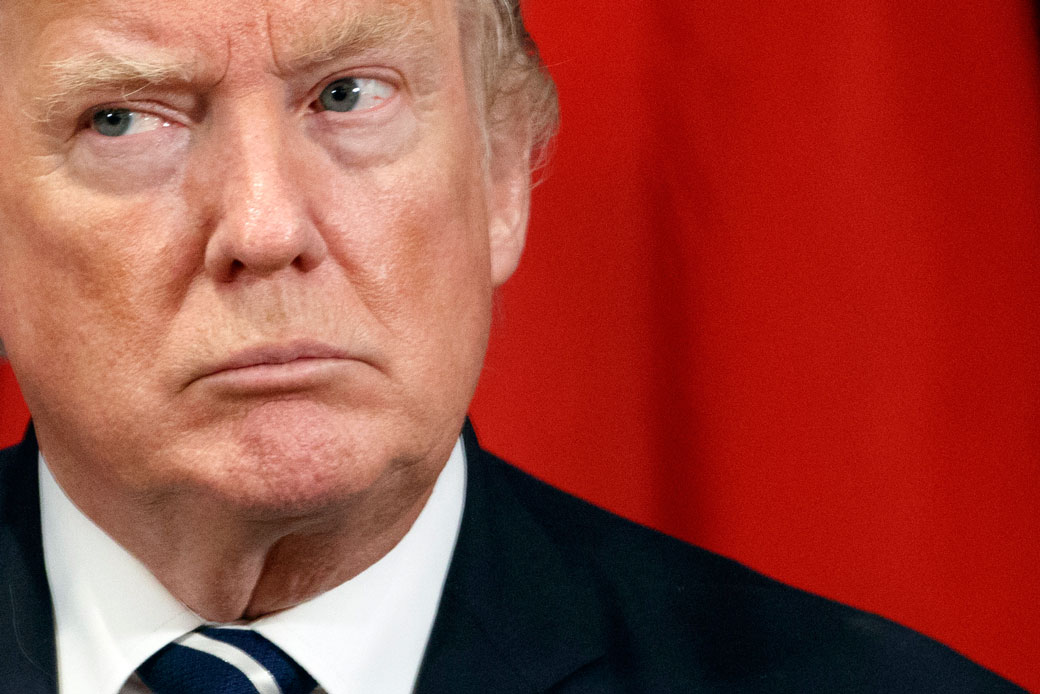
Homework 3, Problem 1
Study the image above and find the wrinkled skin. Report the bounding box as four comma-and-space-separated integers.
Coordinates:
0, 0, 529, 618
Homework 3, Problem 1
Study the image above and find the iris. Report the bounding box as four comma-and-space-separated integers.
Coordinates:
319, 78, 362, 112
91, 109, 134, 137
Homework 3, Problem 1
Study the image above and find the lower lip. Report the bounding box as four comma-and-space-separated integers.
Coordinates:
199, 358, 353, 393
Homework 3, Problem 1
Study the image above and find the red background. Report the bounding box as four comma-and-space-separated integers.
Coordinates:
2, 0, 1039, 689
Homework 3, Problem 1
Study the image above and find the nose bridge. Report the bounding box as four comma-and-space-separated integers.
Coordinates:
205, 93, 325, 279
226, 98, 291, 225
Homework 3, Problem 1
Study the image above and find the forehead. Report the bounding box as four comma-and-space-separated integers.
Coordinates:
1, 0, 461, 82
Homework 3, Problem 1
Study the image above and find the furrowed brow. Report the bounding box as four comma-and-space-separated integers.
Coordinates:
35, 52, 196, 118
279, 5, 437, 72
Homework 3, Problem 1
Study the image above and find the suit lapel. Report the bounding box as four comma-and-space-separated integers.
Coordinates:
414, 423, 607, 694
0, 426, 59, 692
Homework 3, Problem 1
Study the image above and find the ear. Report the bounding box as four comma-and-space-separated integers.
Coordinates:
486, 129, 531, 288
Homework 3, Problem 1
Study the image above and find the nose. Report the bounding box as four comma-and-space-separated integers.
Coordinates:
203, 104, 327, 281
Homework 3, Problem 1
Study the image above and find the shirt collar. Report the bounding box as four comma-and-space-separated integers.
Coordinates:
40, 439, 466, 694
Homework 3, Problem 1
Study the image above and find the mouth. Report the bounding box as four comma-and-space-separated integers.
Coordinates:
191, 341, 357, 393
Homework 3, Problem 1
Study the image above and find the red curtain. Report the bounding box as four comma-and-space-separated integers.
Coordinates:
3, 0, 1039, 688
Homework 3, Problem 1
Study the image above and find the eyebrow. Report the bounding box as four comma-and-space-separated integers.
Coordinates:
33, 5, 438, 119
35, 51, 198, 119
277, 4, 437, 73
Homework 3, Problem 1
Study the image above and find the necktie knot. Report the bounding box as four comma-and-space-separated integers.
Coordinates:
137, 626, 317, 694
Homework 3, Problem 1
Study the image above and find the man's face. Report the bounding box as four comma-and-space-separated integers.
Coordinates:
0, 0, 525, 512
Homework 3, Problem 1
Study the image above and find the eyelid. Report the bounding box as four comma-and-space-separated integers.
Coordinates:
78, 99, 184, 133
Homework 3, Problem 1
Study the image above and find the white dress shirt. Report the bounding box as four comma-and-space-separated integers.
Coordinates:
39, 440, 466, 694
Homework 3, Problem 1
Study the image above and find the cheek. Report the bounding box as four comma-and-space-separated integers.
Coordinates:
307, 142, 494, 416
316, 146, 493, 320
0, 180, 195, 374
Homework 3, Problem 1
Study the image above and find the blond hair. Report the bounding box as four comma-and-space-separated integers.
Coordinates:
466, 0, 559, 174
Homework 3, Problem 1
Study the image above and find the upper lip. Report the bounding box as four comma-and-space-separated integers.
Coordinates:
196, 341, 352, 380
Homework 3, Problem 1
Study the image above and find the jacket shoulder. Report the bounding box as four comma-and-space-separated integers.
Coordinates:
479, 451, 1024, 693
0, 432, 59, 690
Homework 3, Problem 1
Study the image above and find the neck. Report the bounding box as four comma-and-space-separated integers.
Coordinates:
140, 488, 433, 621
44, 453, 441, 622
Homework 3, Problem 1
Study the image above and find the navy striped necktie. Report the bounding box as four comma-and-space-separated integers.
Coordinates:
137, 626, 318, 694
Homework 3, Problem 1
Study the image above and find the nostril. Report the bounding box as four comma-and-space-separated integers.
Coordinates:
292, 253, 317, 272
228, 259, 245, 279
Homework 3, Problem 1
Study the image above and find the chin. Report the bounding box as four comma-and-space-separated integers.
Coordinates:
177, 400, 436, 517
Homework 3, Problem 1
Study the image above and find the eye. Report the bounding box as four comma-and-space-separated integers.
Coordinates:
90, 108, 167, 137
315, 77, 394, 113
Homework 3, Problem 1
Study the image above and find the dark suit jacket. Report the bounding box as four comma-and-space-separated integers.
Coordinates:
0, 424, 1026, 692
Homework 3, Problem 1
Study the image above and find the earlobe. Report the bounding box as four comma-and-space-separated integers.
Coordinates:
488, 185, 529, 287
487, 144, 531, 288
489, 220, 526, 288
